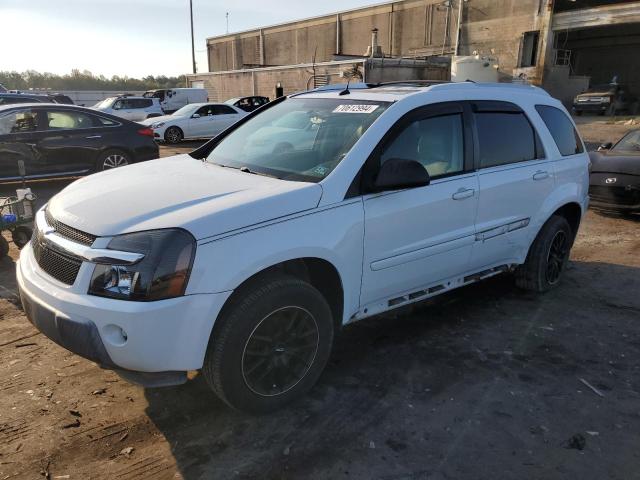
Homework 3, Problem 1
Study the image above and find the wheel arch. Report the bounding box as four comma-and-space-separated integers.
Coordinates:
217, 257, 345, 333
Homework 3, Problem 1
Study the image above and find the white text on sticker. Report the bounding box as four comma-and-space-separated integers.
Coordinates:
333, 104, 379, 114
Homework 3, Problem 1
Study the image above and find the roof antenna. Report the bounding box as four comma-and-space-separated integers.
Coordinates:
339, 77, 351, 96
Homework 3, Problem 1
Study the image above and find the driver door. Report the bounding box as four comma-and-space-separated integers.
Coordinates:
360, 102, 479, 306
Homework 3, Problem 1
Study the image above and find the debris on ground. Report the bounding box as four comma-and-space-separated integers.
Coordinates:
120, 446, 135, 456
91, 388, 107, 395
68, 409, 82, 417
579, 378, 605, 397
566, 434, 586, 451
61, 418, 81, 429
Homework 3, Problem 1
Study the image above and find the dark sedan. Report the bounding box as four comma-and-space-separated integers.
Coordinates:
0, 92, 74, 106
0, 103, 159, 182
589, 129, 640, 212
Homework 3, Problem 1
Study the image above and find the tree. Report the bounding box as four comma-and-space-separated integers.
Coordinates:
0, 70, 187, 91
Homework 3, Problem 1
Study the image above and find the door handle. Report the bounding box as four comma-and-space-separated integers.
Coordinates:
85, 135, 102, 139
452, 188, 475, 200
533, 170, 549, 181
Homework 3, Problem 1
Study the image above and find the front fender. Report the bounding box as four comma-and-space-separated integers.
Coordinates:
185, 200, 365, 325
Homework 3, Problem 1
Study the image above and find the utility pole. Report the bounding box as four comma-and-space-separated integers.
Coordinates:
226, 12, 229, 34
454, 0, 465, 56
190, 0, 196, 74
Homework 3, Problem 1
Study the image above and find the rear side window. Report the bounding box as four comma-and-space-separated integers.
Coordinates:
212, 105, 238, 115
535, 105, 584, 156
475, 111, 542, 168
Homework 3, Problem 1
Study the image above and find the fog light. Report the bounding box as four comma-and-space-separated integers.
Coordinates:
103, 324, 128, 347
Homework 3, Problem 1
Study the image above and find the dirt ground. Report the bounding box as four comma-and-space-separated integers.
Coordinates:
1, 119, 639, 480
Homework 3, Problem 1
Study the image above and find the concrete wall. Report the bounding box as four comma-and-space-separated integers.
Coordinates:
207, 0, 458, 71
188, 59, 449, 103
206, 0, 554, 83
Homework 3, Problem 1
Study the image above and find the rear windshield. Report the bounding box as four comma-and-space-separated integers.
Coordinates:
206, 97, 390, 182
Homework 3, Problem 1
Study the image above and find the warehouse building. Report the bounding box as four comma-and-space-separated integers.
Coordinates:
187, 0, 640, 106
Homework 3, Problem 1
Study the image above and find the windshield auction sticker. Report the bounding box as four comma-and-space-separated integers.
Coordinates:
333, 104, 379, 114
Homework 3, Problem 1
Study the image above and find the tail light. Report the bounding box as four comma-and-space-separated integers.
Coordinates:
137, 127, 154, 137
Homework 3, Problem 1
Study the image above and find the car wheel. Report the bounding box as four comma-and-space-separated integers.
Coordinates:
164, 126, 183, 144
97, 150, 130, 172
515, 215, 573, 293
0, 235, 9, 258
202, 274, 334, 413
11, 226, 32, 250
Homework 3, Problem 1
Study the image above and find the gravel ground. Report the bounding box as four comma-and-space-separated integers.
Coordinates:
0, 118, 639, 480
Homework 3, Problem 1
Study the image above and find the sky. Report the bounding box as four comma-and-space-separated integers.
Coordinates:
0, 0, 378, 78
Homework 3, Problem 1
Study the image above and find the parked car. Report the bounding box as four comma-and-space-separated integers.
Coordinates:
0, 92, 73, 106
142, 88, 208, 114
573, 82, 638, 116
93, 96, 163, 122
225, 96, 270, 112
0, 103, 158, 181
17, 82, 589, 412
142, 102, 246, 143
588, 129, 640, 212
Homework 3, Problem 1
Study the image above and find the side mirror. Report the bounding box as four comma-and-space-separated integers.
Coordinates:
598, 142, 613, 151
373, 158, 430, 192
191, 113, 201, 119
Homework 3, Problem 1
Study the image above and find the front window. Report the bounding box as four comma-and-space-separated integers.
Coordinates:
206, 97, 390, 182
611, 131, 640, 153
172, 104, 199, 117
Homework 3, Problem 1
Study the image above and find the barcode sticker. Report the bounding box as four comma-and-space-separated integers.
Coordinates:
333, 104, 379, 114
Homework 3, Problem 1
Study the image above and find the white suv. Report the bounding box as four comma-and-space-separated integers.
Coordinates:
93, 96, 163, 122
17, 82, 589, 412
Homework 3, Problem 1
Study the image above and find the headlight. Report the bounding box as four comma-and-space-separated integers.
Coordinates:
152, 122, 165, 128
89, 229, 196, 301
602, 97, 611, 103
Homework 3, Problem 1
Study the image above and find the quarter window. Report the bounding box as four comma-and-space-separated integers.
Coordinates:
535, 105, 584, 156
381, 114, 465, 178
475, 112, 541, 168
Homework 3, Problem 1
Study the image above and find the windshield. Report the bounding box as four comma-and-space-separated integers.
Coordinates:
206, 97, 390, 182
172, 104, 199, 117
611, 130, 640, 152
94, 97, 115, 109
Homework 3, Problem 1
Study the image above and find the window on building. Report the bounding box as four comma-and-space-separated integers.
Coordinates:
535, 105, 584, 156
475, 112, 542, 168
519, 31, 540, 68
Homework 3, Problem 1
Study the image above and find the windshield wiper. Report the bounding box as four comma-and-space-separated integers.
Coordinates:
214, 163, 276, 178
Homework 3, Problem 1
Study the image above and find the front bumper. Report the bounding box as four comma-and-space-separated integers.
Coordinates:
589, 174, 640, 212
17, 242, 231, 383
573, 102, 608, 113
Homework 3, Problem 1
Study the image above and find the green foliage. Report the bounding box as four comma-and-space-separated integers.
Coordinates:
0, 70, 186, 91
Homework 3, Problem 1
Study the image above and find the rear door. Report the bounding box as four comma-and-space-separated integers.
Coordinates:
360, 102, 479, 306
468, 101, 554, 271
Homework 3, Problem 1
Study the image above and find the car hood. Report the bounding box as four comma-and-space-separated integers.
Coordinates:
46, 154, 323, 240
589, 151, 640, 175
141, 114, 178, 125
577, 91, 613, 98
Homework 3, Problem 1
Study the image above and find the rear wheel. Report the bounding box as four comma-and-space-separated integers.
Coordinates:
97, 149, 130, 172
11, 226, 32, 249
164, 126, 183, 144
515, 215, 573, 293
202, 274, 334, 413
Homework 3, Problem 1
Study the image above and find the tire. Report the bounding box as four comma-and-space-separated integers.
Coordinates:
11, 226, 32, 250
0, 235, 8, 258
515, 215, 573, 293
202, 274, 334, 413
164, 126, 183, 144
96, 149, 130, 172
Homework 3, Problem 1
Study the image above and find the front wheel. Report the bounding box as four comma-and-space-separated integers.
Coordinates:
202, 274, 334, 413
164, 126, 183, 144
515, 215, 573, 293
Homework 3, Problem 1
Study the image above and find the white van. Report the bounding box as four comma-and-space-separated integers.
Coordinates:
143, 88, 208, 114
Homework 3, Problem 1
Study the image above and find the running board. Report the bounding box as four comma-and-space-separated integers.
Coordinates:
352, 264, 511, 322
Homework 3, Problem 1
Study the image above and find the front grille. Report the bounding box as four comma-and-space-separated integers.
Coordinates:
45, 209, 96, 246
589, 185, 640, 207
